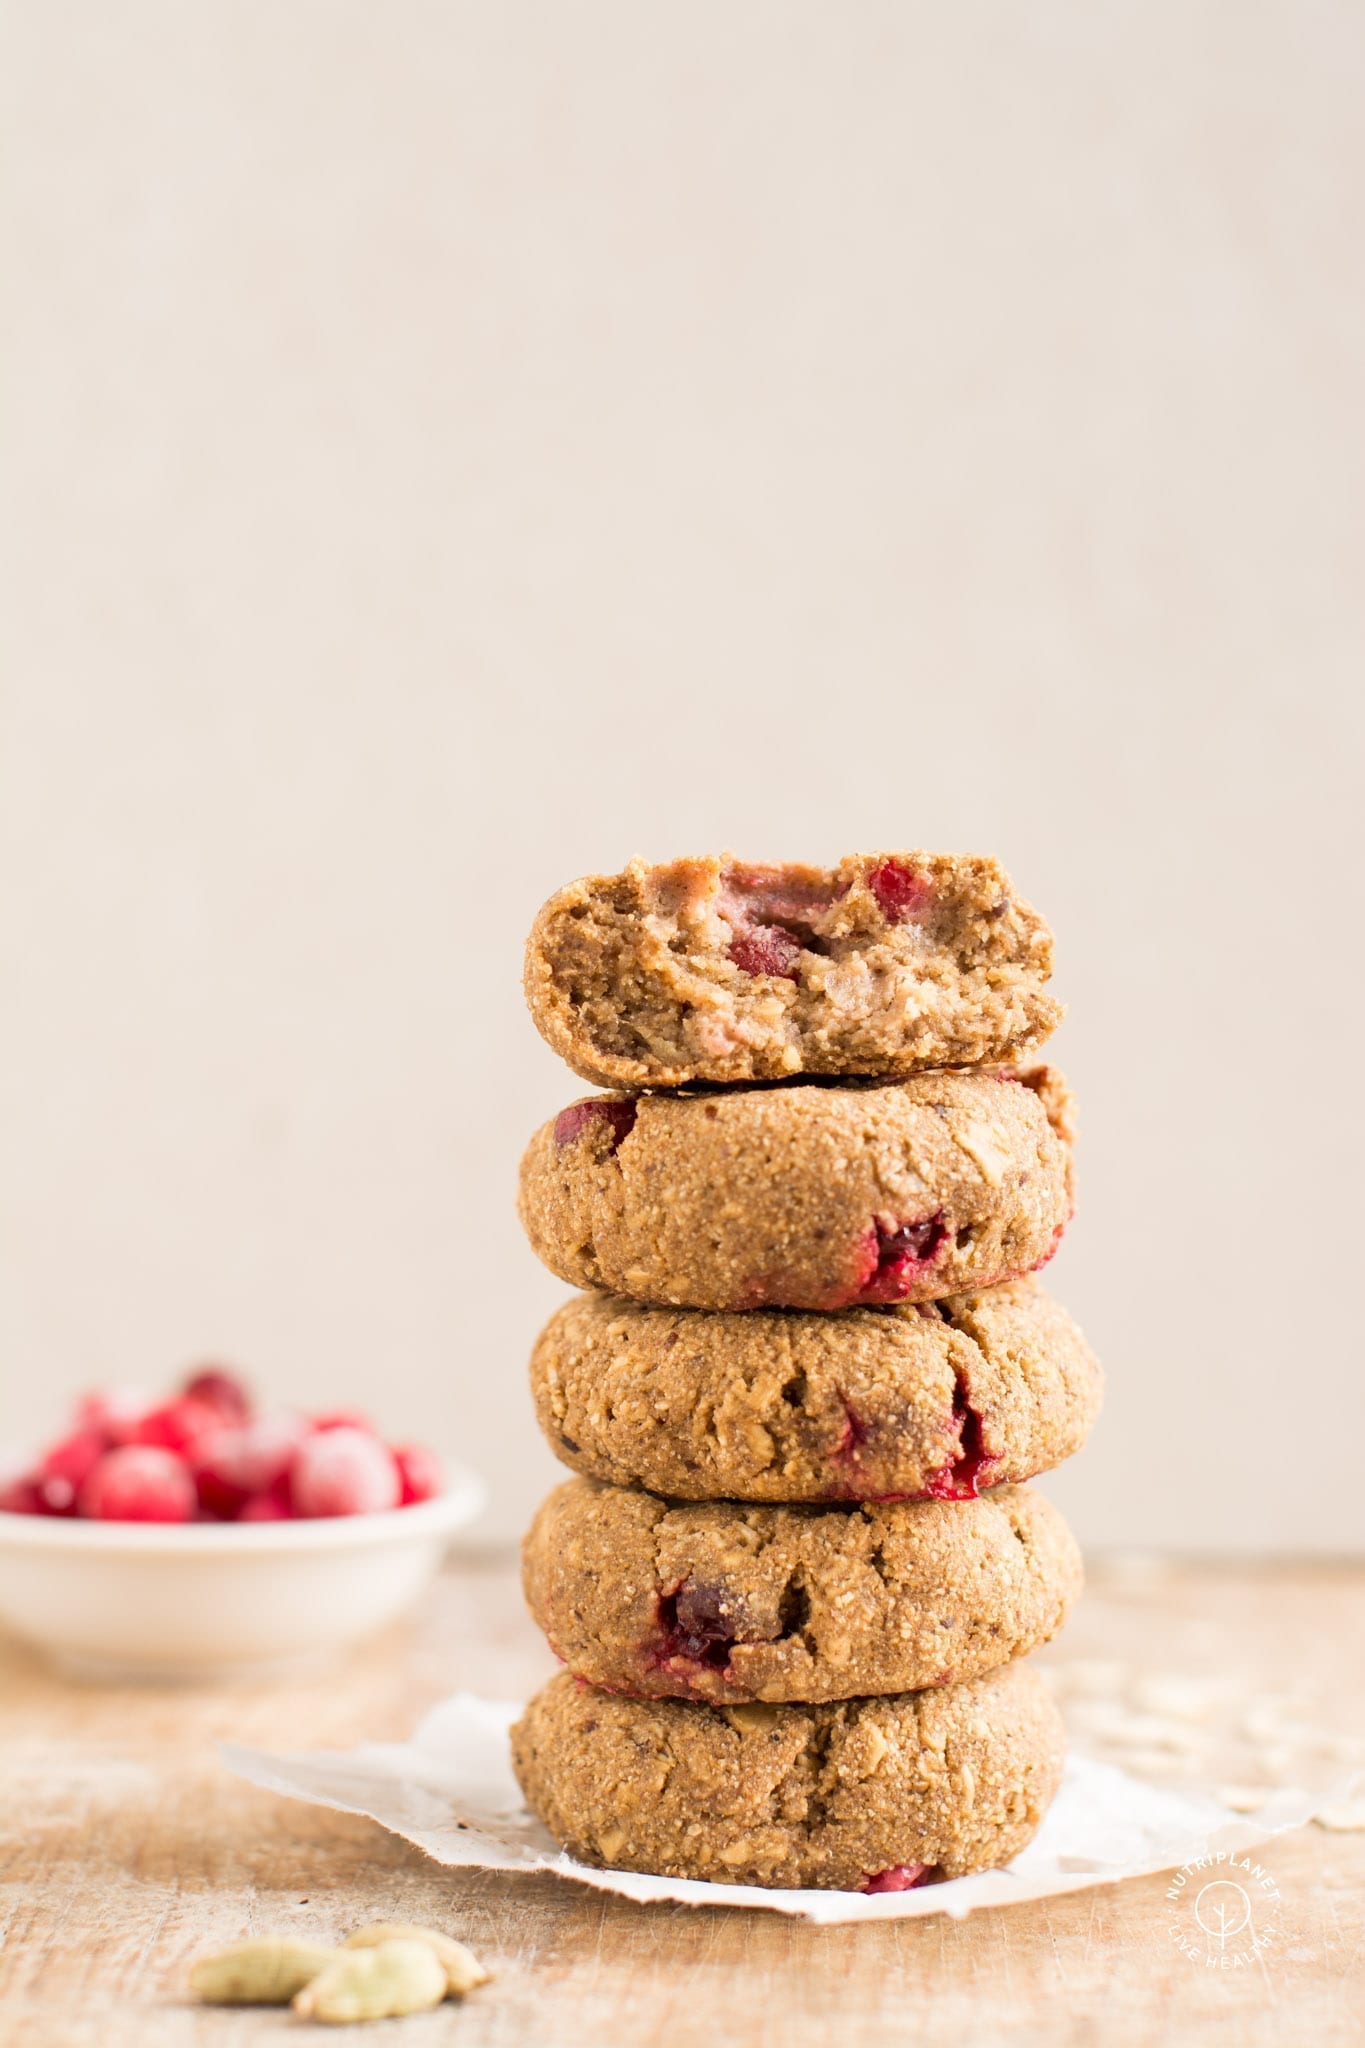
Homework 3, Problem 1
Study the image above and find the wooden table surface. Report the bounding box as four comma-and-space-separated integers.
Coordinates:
2, 1553, 1361, 2047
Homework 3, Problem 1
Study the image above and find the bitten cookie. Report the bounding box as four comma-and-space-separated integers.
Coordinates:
530, 1276, 1101, 1503
511, 1661, 1065, 1889
523, 1478, 1081, 1704
524, 852, 1061, 1089
518, 1065, 1073, 1311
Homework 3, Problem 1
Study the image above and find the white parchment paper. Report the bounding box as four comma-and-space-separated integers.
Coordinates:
222, 1692, 1325, 1924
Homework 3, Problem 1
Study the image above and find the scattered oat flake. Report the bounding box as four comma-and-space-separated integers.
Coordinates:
1314, 1799, 1365, 1832
1219, 1785, 1274, 1813
1130, 1674, 1224, 1722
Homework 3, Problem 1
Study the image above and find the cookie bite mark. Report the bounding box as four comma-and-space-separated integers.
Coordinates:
553, 1097, 638, 1151
853, 1213, 949, 1304
652, 1581, 737, 1677
861, 1862, 933, 1894
924, 1371, 998, 1502
866, 859, 934, 925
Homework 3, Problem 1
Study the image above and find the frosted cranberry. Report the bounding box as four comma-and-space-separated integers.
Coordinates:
393, 1443, 443, 1506
181, 1366, 252, 1423
867, 860, 933, 924
310, 1409, 375, 1435
238, 1486, 295, 1522
726, 922, 803, 979
553, 1098, 639, 1151
289, 1427, 400, 1517
190, 1413, 307, 1519
73, 1386, 150, 1446
35, 1430, 107, 1514
655, 1582, 736, 1671
130, 1397, 221, 1456
861, 1862, 930, 1893
0, 1476, 48, 1515
77, 1445, 196, 1523
856, 1214, 948, 1303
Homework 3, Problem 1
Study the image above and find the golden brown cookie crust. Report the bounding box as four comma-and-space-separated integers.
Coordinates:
523, 1478, 1082, 1704
511, 1662, 1065, 1888
518, 1065, 1074, 1311
530, 1276, 1101, 1503
524, 852, 1062, 1089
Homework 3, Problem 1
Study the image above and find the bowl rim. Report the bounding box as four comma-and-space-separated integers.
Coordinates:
0, 1460, 485, 1553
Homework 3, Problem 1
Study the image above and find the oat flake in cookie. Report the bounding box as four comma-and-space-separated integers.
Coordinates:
524, 851, 1061, 1090
517, 1064, 1074, 1312
511, 1661, 1065, 1890
523, 1478, 1082, 1705
530, 1276, 1101, 1503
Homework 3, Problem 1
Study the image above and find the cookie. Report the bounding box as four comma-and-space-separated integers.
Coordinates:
524, 852, 1061, 1089
530, 1275, 1101, 1503
523, 1477, 1081, 1704
511, 1660, 1065, 1889
518, 1064, 1073, 1311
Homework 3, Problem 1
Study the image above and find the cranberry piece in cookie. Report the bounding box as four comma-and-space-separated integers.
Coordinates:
861, 1862, 932, 1893
866, 859, 934, 924
553, 1098, 638, 1151
854, 1214, 948, 1304
654, 1581, 737, 1673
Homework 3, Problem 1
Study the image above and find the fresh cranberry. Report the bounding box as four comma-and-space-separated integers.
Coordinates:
393, 1443, 443, 1506
924, 1375, 997, 1501
289, 1427, 400, 1517
855, 1214, 948, 1303
181, 1366, 252, 1423
553, 1098, 639, 1151
726, 922, 804, 979
654, 1582, 736, 1672
189, 1413, 307, 1519
129, 1397, 222, 1456
34, 1430, 107, 1514
309, 1410, 375, 1435
861, 1862, 931, 1893
77, 1445, 196, 1523
867, 860, 933, 924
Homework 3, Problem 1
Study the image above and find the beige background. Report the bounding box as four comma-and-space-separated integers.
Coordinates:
3, 3, 1362, 1548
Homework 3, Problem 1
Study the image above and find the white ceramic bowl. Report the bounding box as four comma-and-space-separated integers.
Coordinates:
0, 1462, 484, 1683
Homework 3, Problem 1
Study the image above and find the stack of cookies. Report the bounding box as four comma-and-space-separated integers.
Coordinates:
510, 852, 1100, 1892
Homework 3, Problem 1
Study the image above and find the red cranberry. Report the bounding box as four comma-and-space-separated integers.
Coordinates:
129, 1397, 222, 1456
867, 860, 933, 924
861, 1862, 930, 1893
832, 1398, 870, 1464
181, 1366, 252, 1423
0, 1476, 48, 1515
32, 1431, 107, 1515
289, 1427, 400, 1517
924, 1375, 997, 1501
190, 1413, 307, 1519
77, 1445, 196, 1523
726, 922, 804, 979
72, 1386, 150, 1446
553, 1098, 639, 1151
310, 1410, 375, 1435
238, 1485, 295, 1521
393, 1443, 443, 1506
